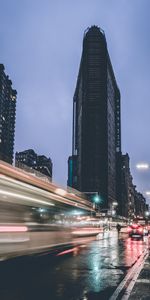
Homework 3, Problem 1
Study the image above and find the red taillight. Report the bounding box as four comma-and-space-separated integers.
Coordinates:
132, 224, 138, 229
0, 226, 28, 232
137, 227, 143, 233
56, 247, 78, 256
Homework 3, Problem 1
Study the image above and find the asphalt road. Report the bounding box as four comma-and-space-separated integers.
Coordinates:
0, 231, 149, 300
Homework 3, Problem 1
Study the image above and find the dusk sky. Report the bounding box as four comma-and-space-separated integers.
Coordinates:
0, 0, 150, 202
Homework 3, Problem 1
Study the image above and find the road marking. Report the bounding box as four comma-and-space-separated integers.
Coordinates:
109, 248, 149, 300
136, 278, 150, 283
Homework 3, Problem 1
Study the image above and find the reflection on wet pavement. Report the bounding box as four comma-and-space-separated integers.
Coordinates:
0, 231, 148, 300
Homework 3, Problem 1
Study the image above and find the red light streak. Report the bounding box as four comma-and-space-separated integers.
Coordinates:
56, 247, 77, 256
0, 226, 28, 232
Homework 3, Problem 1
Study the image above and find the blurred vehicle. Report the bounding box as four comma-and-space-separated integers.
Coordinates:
128, 224, 145, 238
0, 163, 103, 260
72, 227, 103, 237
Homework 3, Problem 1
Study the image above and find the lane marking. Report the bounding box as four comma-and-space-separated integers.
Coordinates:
136, 278, 150, 284
109, 248, 149, 300
121, 252, 149, 300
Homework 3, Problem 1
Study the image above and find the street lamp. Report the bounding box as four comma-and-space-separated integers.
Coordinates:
145, 211, 149, 217
112, 202, 118, 207
111, 202, 118, 216
135, 163, 150, 213
112, 210, 116, 216
136, 163, 149, 170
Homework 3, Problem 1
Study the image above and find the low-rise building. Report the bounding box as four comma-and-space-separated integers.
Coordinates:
15, 149, 52, 181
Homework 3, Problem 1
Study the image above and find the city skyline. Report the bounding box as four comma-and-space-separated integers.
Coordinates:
0, 0, 150, 202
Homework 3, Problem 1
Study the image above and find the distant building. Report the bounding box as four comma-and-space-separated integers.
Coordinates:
68, 26, 121, 210
134, 191, 146, 218
121, 153, 139, 219
15, 149, 52, 180
35, 155, 52, 178
15, 149, 37, 168
121, 153, 131, 218
67, 155, 78, 189
0, 64, 17, 164
121, 153, 148, 219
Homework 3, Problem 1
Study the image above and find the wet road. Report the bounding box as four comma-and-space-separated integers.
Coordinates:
0, 231, 149, 300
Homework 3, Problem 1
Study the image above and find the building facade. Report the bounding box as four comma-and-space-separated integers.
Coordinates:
15, 149, 52, 180
120, 153, 148, 219
35, 155, 52, 178
0, 64, 17, 164
67, 155, 78, 189
120, 153, 135, 218
134, 191, 147, 219
68, 26, 121, 210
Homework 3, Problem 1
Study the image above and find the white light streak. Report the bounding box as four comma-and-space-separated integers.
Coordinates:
145, 191, 150, 195
0, 190, 54, 206
136, 163, 149, 169
55, 188, 66, 196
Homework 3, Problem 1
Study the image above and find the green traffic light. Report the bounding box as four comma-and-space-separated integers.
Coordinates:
93, 195, 100, 203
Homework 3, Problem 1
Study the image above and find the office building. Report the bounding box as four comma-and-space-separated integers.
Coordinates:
0, 64, 17, 164
15, 149, 52, 180
67, 155, 78, 189
68, 26, 121, 210
35, 155, 52, 178
121, 153, 133, 218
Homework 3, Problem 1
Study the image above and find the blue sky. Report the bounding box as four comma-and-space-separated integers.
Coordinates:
0, 0, 150, 201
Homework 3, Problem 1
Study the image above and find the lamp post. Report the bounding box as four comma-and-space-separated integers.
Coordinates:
111, 202, 118, 217
145, 211, 149, 217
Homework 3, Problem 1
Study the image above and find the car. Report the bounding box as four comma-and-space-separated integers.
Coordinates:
128, 223, 144, 238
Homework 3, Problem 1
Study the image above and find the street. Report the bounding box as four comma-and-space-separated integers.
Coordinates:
0, 231, 149, 300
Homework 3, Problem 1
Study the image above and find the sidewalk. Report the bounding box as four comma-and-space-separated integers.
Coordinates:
129, 253, 150, 299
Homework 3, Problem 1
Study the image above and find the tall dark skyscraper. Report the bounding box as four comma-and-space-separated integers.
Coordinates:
68, 26, 121, 210
0, 64, 17, 164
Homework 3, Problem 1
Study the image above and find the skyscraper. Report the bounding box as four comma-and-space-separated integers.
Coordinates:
68, 26, 121, 210
0, 64, 17, 164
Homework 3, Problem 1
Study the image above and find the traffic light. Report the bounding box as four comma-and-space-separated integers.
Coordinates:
93, 194, 100, 203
